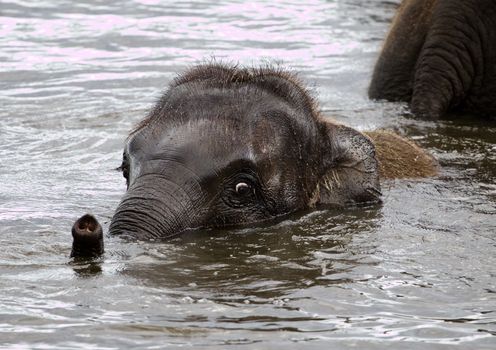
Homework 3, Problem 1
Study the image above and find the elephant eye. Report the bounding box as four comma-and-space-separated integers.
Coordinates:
235, 182, 253, 196
222, 174, 261, 208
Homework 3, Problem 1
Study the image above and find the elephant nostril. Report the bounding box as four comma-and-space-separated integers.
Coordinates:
76, 214, 98, 233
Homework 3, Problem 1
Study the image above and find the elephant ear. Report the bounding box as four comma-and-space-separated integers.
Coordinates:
312, 120, 382, 207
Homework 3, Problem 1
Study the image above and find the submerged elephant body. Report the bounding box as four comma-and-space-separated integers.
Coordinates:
369, 0, 496, 118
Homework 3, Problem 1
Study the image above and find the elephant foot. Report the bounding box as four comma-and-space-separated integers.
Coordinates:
70, 214, 104, 258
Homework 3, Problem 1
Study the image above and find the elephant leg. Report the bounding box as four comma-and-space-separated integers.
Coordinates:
411, 1, 483, 118
369, 0, 435, 102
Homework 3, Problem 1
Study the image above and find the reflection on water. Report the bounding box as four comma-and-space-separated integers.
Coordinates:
120, 207, 382, 297
0, 0, 495, 349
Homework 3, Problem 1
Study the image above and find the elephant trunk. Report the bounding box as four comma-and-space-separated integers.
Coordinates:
108, 175, 202, 239
71, 214, 104, 258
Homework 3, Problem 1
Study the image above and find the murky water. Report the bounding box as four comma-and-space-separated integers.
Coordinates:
1, 0, 495, 348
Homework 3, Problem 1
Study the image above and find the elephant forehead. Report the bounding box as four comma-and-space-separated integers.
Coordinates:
135, 116, 297, 161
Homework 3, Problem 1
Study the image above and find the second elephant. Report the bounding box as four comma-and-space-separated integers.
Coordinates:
369, 0, 496, 119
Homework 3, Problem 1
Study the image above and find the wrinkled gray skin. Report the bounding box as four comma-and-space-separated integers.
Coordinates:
108, 64, 381, 239
369, 0, 496, 118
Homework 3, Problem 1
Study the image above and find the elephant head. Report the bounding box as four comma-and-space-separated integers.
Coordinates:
107, 64, 381, 239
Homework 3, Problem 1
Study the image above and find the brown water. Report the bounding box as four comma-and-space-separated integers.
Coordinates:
0, 0, 495, 348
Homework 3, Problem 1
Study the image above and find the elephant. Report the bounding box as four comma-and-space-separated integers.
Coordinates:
369, 0, 496, 118
71, 63, 438, 258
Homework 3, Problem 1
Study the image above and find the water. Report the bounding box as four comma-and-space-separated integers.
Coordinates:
1, 0, 495, 348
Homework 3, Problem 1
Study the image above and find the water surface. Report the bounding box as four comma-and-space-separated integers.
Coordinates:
1, 0, 495, 349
